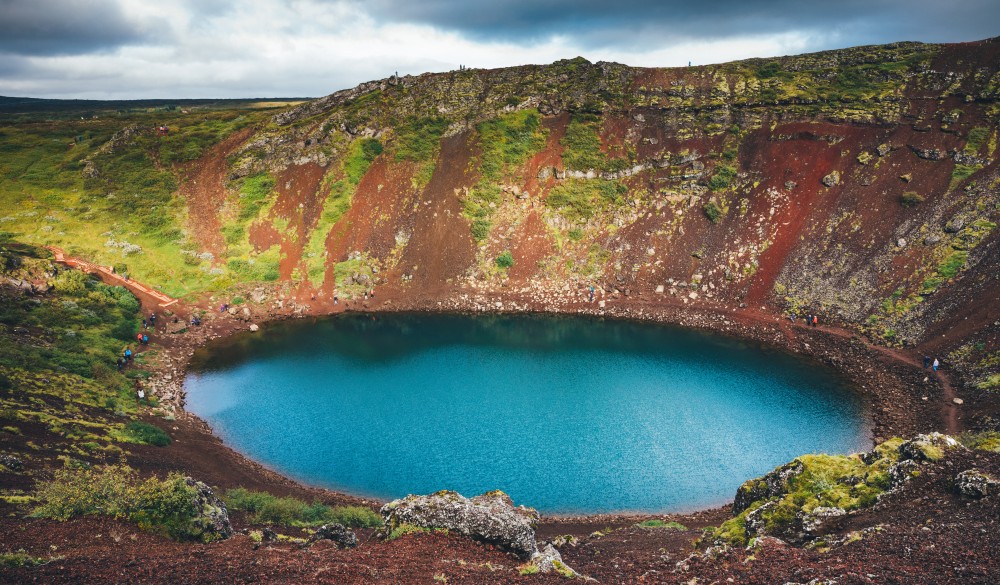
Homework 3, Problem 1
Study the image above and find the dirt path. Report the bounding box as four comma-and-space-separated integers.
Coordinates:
47, 246, 179, 310
779, 315, 960, 435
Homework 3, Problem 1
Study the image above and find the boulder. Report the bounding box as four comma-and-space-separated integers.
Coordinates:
734, 460, 804, 514
897, 433, 963, 462
944, 218, 965, 233
955, 469, 999, 498
529, 543, 578, 577
821, 171, 841, 187
381, 490, 539, 559
800, 506, 846, 534
184, 478, 233, 541
307, 523, 358, 548
887, 459, 920, 488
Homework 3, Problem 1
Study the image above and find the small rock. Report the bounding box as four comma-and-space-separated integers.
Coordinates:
900, 173, 912, 183
307, 523, 357, 548
953, 397, 964, 405
944, 218, 965, 233
249, 324, 259, 332
0, 454, 24, 472
821, 171, 841, 187
784, 180, 797, 190
655, 285, 665, 294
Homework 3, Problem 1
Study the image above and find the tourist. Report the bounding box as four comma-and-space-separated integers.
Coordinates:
142, 333, 149, 345
137, 388, 145, 401
220, 303, 228, 312
124, 348, 132, 362
333, 296, 338, 306
589, 286, 595, 302
933, 358, 940, 372
790, 312, 796, 322
136, 333, 144, 344
812, 315, 819, 327
116, 357, 124, 372
149, 313, 157, 327
191, 315, 201, 326
923, 355, 931, 368
142, 318, 147, 330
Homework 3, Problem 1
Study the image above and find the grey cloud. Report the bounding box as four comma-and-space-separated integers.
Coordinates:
354, 0, 1000, 50
0, 0, 155, 56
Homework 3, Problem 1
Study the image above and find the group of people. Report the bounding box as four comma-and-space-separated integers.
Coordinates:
790, 312, 820, 327
923, 355, 942, 372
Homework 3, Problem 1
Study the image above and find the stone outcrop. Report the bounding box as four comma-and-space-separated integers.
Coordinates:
897, 433, 964, 462
381, 490, 580, 575
184, 478, 233, 542
382, 490, 539, 558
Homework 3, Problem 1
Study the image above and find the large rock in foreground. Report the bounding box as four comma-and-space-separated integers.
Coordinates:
381, 490, 539, 558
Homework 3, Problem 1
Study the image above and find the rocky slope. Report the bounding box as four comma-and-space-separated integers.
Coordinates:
162, 38, 999, 394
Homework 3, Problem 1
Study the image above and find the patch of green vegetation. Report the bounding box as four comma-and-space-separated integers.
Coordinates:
461, 111, 549, 241
333, 254, 376, 299
0, 550, 51, 568
709, 165, 737, 191
235, 173, 277, 222
32, 464, 224, 542
950, 164, 982, 189
710, 441, 903, 547
223, 487, 381, 528
119, 420, 172, 447
393, 116, 447, 187
386, 522, 431, 541
900, 191, 924, 207
965, 127, 989, 154
978, 374, 1000, 391
960, 431, 1000, 452
561, 117, 605, 171
518, 563, 541, 575
495, 250, 514, 269
636, 519, 687, 530
304, 138, 382, 282
545, 179, 626, 222
477, 110, 548, 181
703, 201, 724, 224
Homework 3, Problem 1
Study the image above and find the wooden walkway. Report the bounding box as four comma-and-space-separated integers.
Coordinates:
47, 246, 178, 309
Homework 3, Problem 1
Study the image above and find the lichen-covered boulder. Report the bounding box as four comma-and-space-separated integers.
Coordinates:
381, 490, 539, 558
955, 469, 1000, 498
307, 523, 357, 548
898, 433, 963, 462
821, 170, 841, 187
0, 454, 24, 472
733, 460, 804, 514
800, 506, 846, 534
184, 478, 232, 542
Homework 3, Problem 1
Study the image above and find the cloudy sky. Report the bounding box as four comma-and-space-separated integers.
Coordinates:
1, 0, 997, 99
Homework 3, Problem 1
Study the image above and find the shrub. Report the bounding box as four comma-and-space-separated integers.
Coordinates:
495, 251, 514, 269
900, 191, 924, 207
123, 421, 172, 446
470, 218, 490, 241
708, 165, 737, 191
703, 201, 724, 224
32, 465, 215, 541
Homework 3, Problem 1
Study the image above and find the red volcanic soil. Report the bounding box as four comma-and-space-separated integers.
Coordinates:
179, 128, 255, 259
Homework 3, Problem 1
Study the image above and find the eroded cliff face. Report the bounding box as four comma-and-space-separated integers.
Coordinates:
183, 38, 999, 387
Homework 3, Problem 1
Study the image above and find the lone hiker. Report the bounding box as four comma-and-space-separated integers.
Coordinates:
933, 357, 940, 372
149, 313, 157, 328
589, 285, 595, 302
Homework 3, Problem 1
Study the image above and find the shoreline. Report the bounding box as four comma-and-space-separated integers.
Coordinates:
124, 282, 965, 519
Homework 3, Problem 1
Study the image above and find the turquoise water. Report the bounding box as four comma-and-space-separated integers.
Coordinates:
185, 313, 869, 513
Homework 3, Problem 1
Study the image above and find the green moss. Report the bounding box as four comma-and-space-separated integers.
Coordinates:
965, 127, 990, 154
394, 116, 447, 163
545, 179, 626, 222
119, 420, 172, 447
561, 118, 605, 171
386, 523, 430, 541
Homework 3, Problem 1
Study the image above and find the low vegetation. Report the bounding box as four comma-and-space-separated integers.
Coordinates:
32, 464, 224, 542
223, 487, 381, 528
